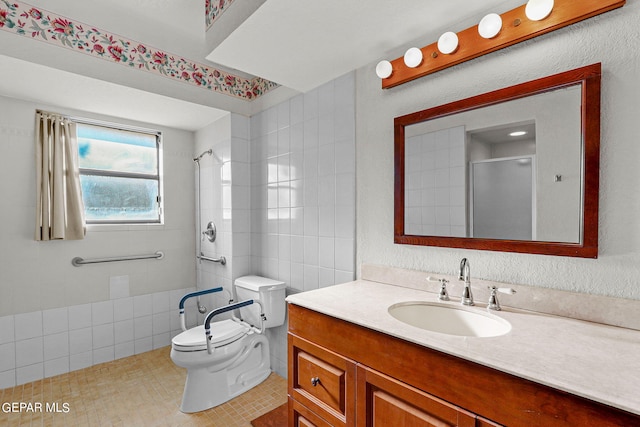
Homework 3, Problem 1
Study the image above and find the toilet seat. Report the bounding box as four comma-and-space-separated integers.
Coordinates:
172, 320, 249, 352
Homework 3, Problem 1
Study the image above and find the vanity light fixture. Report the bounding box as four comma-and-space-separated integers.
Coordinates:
478, 13, 503, 39
437, 32, 459, 54
376, 60, 393, 78
376, 0, 625, 87
404, 47, 423, 68
509, 131, 527, 136
525, 0, 554, 21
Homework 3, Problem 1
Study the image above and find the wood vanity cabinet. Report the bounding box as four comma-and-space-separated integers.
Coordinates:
287, 304, 639, 427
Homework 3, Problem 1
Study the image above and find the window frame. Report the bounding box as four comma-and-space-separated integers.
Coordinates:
74, 117, 164, 225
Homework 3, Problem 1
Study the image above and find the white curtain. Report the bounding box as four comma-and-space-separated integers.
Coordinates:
35, 110, 86, 241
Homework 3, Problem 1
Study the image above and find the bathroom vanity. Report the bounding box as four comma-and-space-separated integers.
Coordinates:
286, 266, 640, 426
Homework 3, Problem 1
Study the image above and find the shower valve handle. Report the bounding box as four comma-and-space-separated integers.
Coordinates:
202, 221, 216, 243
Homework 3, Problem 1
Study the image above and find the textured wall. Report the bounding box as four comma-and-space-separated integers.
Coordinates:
356, 2, 640, 299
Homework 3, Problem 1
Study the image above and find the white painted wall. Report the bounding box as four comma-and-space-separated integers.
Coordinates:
0, 95, 199, 387
356, 3, 640, 299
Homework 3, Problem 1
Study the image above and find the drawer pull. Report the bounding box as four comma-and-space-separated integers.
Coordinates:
311, 377, 320, 387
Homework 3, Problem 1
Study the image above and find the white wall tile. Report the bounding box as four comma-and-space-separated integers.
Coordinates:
69, 327, 92, 355
68, 304, 92, 330
114, 320, 134, 344
318, 238, 335, 269
114, 342, 134, 360
152, 333, 170, 350
335, 206, 355, 238
303, 265, 319, 291
152, 312, 170, 335
16, 363, 43, 385
92, 301, 113, 326
44, 357, 69, 378
134, 337, 152, 355
93, 347, 114, 365
303, 237, 318, 265
318, 206, 335, 237
113, 297, 134, 322
0, 342, 16, 372
15, 337, 43, 367
0, 315, 14, 344
44, 332, 69, 361
42, 308, 68, 335
335, 270, 355, 285
0, 369, 16, 389
134, 316, 152, 339
152, 291, 170, 314
133, 295, 153, 317
335, 239, 354, 272
14, 311, 42, 340
319, 268, 335, 288
92, 324, 114, 349
70, 352, 92, 371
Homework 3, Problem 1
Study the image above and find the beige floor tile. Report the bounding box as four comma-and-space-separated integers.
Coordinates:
0, 346, 287, 426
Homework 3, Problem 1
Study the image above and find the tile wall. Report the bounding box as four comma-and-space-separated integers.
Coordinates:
0, 283, 198, 389
404, 126, 466, 237
249, 72, 356, 375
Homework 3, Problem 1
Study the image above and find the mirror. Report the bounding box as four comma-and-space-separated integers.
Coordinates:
394, 64, 601, 258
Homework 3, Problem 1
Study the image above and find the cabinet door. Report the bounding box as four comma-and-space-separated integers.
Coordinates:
357, 365, 476, 427
289, 333, 356, 426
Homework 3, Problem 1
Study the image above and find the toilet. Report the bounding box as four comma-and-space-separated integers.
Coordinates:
170, 275, 286, 413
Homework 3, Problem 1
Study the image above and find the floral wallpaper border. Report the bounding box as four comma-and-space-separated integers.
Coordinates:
0, 0, 278, 101
206, 0, 235, 30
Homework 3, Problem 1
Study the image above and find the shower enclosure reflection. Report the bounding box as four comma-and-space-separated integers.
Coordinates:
403, 85, 581, 243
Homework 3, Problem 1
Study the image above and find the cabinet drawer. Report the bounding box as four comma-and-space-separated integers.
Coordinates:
288, 334, 355, 426
290, 397, 335, 427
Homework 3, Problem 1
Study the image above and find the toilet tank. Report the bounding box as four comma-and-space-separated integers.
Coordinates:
234, 275, 286, 329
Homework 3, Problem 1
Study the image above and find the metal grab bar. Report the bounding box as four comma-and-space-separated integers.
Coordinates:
72, 251, 164, 267
197, 252, 226, 265
204, 299, 265, 354
178, 287, 223, 331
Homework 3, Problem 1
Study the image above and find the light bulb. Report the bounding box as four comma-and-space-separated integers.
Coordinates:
404, 47, 423, 68
478, 13, 503, 39
437, 32, 459, 55
525, 0, 554, 21
375, 60, 393, 79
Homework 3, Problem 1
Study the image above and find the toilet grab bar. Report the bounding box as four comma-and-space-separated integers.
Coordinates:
178, 287, 223, 331
204, 299, 265, 355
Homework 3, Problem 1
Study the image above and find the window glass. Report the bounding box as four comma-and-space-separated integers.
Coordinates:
77, 122, 162, 224
78, 124, 157, 174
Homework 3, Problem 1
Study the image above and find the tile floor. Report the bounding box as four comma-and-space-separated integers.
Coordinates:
0, 346, 288, 426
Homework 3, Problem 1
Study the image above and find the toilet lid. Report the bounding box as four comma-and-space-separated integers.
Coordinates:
172, 320, 249, 352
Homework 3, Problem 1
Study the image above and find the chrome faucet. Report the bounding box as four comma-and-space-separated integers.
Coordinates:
458, 258, 474, 306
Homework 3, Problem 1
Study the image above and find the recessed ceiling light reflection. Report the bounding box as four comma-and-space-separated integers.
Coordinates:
509, 131, 527, 137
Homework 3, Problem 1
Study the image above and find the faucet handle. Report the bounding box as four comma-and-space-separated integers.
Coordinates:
426, 277, 450, 301
487, 286, 516, 310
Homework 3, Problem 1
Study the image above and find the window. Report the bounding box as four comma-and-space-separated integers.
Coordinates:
77, 121, 163, 224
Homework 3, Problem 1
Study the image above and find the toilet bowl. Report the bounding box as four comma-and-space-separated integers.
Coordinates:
170, 275, 286, 413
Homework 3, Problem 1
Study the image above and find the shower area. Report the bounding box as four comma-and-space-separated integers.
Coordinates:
191, 113, 253, 323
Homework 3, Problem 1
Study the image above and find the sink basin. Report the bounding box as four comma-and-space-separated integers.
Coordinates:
388, 302, 511, 337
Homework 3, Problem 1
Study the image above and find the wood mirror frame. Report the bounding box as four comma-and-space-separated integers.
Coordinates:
394, 63, 601, 258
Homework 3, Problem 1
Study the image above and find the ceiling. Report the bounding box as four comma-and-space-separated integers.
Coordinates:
0, 0, 522, 131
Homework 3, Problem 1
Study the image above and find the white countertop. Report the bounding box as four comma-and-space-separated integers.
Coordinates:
286, 279, 640, 415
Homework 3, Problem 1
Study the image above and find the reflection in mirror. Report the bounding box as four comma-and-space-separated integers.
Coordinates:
395, 64, 601, 257
404, 86, 581, 243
